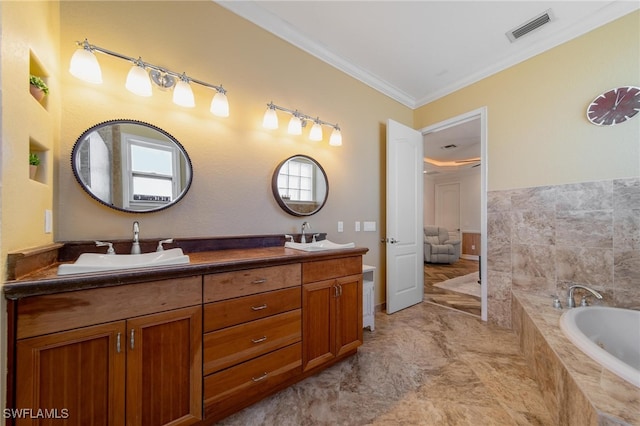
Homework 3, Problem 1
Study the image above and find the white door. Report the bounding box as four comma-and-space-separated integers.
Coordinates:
386, 119, 424, 314
435, 182, 461, 241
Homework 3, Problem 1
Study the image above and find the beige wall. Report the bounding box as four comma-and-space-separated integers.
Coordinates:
0, 0, 61, 412
1, 0, 60, 269
414, 11, 640, 191
57, 1, 412, 304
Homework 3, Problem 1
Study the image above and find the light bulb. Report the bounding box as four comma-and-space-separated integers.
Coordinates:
330, 127, 342, 146
125, 63, 152, 97
172, 78, 195, 107
288, 115, 302, 135
263, 107, 279, 129
69, 46, 102, 84
210, 91, 229, 117
309, 122, 323, 141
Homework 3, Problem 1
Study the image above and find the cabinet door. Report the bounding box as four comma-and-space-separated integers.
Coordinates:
126, 306, 202, 426
15, 321, 126, 426
335, 274, 363, 357
302, 279, 336, 372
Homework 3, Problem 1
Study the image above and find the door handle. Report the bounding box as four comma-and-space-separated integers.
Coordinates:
389, 238, 398, 244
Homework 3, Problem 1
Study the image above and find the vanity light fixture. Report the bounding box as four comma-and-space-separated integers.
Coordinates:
262, 102, 342, 146
69, 39, 229, 117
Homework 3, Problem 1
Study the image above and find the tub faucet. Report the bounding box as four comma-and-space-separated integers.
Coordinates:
301, 221, 311, 243
567, 284, 602, 308
131, 221, 141, 254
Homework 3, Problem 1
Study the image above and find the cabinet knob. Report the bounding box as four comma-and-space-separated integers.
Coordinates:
251, 372, 268, 382
251, 304, 268, 311
251, 336, 267, 344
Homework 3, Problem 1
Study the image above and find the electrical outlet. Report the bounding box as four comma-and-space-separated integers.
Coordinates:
355, 221, 361, 232
338, 221, 344, 233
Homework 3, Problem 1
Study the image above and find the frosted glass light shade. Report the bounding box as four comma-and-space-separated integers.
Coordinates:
263, 108, 279, 129
210, 91, 229, 117
69, 48, 103, 84
173, 80, 195, 107
125, 64, 152, 97
309, 122, 323, 141
287, 116, 302, 135
329, 128, 342, 146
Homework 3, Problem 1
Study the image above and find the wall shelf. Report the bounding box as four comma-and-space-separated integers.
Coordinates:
29, 51, 49, 110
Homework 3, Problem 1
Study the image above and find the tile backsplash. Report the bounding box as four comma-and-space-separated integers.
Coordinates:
486, 177, 640, 328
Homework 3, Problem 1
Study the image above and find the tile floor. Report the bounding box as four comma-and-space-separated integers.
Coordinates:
218, 301, 552, 425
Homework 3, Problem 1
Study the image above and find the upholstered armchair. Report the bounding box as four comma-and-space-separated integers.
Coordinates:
424, 226, 461, 264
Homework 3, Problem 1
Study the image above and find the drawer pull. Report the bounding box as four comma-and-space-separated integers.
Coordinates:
252, 278, 268, 284
251, 336, 267, 344
116, 332, 121, 353
252, 372, 268, 382
251, 304, 268, 311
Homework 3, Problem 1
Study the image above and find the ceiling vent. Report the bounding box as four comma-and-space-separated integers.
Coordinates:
506, 9, 554, 42
441, 144, 457, 150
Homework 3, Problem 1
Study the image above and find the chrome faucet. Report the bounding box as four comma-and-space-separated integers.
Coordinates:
131, 221, 141, 254
301, 222, 311, 243
567, 284, 603, 308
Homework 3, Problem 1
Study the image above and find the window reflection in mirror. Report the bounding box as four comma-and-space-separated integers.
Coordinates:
72, 120, 192, 213
272, 155, 328, 216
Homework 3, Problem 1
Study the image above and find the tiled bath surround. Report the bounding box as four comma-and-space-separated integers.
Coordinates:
513, 291, 639, 425
487, 177, 640, 328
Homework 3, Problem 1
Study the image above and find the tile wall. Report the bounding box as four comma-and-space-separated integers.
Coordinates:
486, 177, 640, 328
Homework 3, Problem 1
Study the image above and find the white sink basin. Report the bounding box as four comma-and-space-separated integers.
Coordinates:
57, 248, 190, 275
285, 240, 355, 252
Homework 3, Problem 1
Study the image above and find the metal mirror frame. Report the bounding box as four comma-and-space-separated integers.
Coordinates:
271, 154, 329, 217
71, 119, 193, 213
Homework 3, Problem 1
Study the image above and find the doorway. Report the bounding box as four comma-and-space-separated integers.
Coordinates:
420, 108, 487, 321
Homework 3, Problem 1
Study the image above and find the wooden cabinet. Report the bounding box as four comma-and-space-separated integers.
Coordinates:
16, 322, 126, 425
7, 249, 367, 425
302, 256, 363, 372
14, 277, 202, 426
202, 265, 302, 422
462, 232, 481, 257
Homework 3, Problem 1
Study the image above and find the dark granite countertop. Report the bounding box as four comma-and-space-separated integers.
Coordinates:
3, 246, 369, 300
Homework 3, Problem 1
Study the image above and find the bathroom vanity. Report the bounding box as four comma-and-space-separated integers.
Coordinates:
3, 237, 368, 425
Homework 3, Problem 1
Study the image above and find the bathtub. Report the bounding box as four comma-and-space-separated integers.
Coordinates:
560, 306, 640, 388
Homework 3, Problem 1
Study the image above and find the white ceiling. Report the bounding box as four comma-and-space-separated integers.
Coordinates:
217, 1, 638, 176
217, 1, 638, 108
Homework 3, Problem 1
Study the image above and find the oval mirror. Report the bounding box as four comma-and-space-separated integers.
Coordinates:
272, 155, 328, 216
71, 119, 192, 213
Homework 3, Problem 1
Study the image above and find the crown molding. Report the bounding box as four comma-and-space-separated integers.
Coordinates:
218, 1, 639, 109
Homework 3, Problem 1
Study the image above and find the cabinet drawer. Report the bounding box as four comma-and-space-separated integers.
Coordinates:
302, 256, 362, 284
204, 264, 301, 302
203, 310, 301, 375
204, 287, 300, 332
16, 276, 202, 339
204, 343, 301, 418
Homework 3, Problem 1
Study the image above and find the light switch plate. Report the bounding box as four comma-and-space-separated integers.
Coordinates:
363, 221, 376, 232
338, 221, 344, 233
355, 221, 361, 232
45, 209, 53, 233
